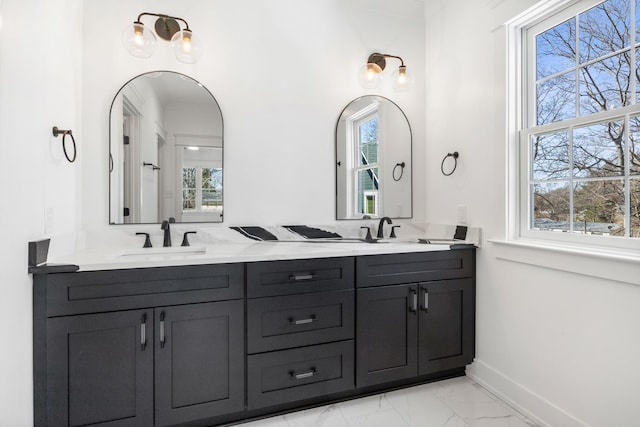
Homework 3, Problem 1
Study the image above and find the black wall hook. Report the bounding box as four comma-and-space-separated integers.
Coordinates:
52, 126, 77, 163
143, 162, 161, 170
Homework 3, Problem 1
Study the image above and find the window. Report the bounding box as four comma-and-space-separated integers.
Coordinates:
182, 166, 223, 212
515, 0, 640, 251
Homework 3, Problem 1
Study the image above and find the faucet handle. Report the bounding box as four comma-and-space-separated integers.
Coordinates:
390, 225, 401, 238
135, 232, 152, 248
181, 231, 197, 247
360, 226, 372, 240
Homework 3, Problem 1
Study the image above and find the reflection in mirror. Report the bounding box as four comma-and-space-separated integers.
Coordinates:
109, 71, 223, 224
335, 96, 412, 220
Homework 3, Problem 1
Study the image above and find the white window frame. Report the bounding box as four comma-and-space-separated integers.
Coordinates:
508, 0, 640, 254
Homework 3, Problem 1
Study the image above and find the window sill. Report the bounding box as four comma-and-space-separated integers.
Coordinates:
489, 239, 640, 286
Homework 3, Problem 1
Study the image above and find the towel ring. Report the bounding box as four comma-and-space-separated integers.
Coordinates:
440, 151, 459, 176
52, 126, 77, 163
392, 162, 406, 181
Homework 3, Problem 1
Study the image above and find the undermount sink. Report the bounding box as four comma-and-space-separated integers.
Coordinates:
118, 246, 207, 257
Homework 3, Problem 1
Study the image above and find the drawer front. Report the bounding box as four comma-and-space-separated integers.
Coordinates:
247, 290, 354, 353
247, 340, 354, 410
247, 257, 354, 297
45, 264, 244, 317
356, 249, 475, 288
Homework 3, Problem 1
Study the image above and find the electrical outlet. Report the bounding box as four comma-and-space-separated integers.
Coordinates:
456, 204, 467, 224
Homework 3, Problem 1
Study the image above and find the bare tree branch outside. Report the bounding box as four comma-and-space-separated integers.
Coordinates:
531, 0, 640, 238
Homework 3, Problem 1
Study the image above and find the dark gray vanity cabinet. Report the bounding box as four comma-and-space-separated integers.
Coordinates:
33, 264, 245, 427
355, 249, 476, 388
245, 257, 356, 410
33, 249, 477, 426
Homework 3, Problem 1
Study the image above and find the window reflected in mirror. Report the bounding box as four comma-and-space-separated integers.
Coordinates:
336, 96, 412, 220
181, 147, 223, 220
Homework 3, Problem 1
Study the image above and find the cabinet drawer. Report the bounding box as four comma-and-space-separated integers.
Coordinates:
45, 264, 244, 317
356, 249, 474, 287
247, 257, 354, 297
247, 290, 354, 353
247, 340, 354, 410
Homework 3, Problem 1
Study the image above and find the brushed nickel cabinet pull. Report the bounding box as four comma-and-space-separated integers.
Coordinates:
290, 368, 317, 380
409, 289, 418, 313
140, 314, 147, 351
422, 287, 429, 312
289, 315, 318, 325
289, 273, 318, 281
159, 311, 166, 348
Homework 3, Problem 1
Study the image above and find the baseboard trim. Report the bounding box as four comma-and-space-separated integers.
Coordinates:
466, 360, 588, 427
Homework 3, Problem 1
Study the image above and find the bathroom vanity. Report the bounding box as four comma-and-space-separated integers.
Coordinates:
32, 244, 475, 427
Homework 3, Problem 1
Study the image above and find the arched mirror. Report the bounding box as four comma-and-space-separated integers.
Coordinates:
109, 71, 223, 224
335, 96, 412, 220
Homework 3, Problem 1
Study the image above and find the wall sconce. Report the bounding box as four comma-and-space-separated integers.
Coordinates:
122, 12, 202, 64
358, 52, 413, 91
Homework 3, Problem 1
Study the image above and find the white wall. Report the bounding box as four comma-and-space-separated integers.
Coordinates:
424, 0, 640, 425
0, 0, 83, 424
82, 0, 426, 232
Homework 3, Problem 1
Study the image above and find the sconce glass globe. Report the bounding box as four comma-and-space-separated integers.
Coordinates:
358, 63, 383, 89
391, 65, 413, 91
171, 29, 203, 64
122, 22, 157, 58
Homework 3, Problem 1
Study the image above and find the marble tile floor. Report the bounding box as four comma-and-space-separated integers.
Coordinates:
232, 376, 540, 427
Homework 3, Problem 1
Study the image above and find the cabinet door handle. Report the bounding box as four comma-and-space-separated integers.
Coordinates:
159, 311, 166, 349
140, 313, 147, 351
421, 287, 429, 312
290, 368, 317, 380
289, 273, 317, 281
289, 315, 318, 325
409, 289, 418, 313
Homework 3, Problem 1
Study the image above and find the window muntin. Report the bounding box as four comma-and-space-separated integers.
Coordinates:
521, 0, 640, 246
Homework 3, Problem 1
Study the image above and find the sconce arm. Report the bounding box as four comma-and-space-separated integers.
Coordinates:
136, 12, 191, 30
379, 53, 405, 67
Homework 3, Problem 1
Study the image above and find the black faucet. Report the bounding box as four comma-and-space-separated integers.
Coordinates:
376, 217, 393, 239
161, 217, 175, 247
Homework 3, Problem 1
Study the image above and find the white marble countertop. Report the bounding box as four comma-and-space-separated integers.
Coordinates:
46, 223, 480, 271
56, 240, 465, 271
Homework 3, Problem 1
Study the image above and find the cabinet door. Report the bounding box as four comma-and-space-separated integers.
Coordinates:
154, 301, 245, 426
418, 278, 475, 375
46, 310, 153, 427
356, 284, 418, 388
